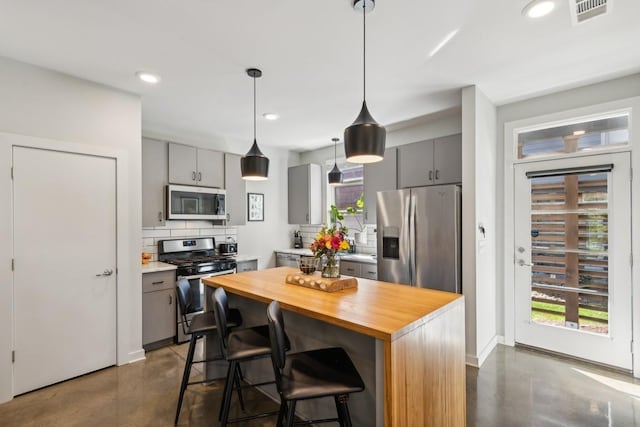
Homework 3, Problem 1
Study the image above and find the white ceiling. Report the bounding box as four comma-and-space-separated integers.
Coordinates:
0, 0, 639, 152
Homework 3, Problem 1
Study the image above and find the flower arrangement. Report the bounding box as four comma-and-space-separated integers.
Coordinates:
310, 220, 350, 278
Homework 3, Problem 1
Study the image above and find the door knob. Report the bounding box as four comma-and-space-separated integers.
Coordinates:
96, 269, 114, 277
517, 259, 533, 267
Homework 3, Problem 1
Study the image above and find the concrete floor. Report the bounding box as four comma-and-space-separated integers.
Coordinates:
1, 343, 639, 426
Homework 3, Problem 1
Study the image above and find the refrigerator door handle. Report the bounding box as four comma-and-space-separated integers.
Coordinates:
409, 194, 416, 286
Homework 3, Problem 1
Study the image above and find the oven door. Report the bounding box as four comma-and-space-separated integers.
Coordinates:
176, 269, 235, 343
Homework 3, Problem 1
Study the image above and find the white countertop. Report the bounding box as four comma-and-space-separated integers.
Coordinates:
275, 248, 313, 256
141, 261, 177, 274
275, 248, 377, 265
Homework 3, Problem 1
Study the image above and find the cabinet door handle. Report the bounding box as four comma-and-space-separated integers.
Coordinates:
192, 171, 196, 181
306, 213, 309, 222
169, 295, 173, 305
227, 213, 230, 221
152, 281, 164, 285
364, 211, 368, 221
429, 170, 433, 181
198, 172, 202, 181
435, 170, 440, 180
158, 211, 163, 222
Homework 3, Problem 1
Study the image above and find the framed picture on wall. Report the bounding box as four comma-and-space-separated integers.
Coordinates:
248, 193, 264, 221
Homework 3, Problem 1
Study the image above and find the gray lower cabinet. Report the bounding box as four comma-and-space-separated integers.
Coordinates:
363, 147, 397, 225
340, 261, 361, 277
237, 259, 258, 272
397, 133, 461, 188
340, 260, 377, 280
276, 252, 300, 267
142, 138, 168, 227
169, 143, 224, 188
224, 153, 246, 225
288, 164, 322, 224
142, 270, 176, 349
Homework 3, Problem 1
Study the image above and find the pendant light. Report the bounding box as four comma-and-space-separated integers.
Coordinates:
328, 137, 343, 185
241, 68, 269, 180
344, 0, 386, 164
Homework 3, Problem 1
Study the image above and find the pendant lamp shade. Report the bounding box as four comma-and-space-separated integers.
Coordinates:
328, 137, 343, 185
344, 0, 385, 164
241, 68, 269, 180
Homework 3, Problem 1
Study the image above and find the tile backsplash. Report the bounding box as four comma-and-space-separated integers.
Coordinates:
298, 224, 377, 255
142, 220, 237, 261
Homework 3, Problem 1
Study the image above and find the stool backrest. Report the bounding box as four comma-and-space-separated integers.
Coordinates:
176, 279, 193, 325
267, 301, 287, 371
212, 287, 231, 350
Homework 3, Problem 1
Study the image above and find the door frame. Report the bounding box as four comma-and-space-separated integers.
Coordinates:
503, 96, 640, 377
0, 132, 136, 401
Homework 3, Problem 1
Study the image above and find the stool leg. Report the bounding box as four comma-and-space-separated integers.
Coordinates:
220, 360, 237, 426
234, 363, 245, 411
276, 399, 287, 427
175, 334, 198, 425
286, 400, 297, 427
218, 361, 233, 421
338, 395, 353, 427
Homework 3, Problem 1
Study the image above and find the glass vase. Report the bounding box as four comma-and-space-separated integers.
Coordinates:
321, 254, 341, 279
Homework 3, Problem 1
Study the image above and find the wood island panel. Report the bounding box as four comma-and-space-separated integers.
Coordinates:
203, 266, 465, 426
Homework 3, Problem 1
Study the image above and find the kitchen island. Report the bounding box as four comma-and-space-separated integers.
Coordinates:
203, 267, 465, 426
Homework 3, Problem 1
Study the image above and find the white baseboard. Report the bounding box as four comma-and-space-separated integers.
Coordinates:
122, 349, 146, 365
466, 335, 505, 368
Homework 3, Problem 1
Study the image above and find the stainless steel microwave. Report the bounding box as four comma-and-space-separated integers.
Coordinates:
166, 185, 226, 220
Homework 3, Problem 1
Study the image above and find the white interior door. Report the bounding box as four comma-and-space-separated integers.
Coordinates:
13, 146, 117, 395
514, 152, 632, 369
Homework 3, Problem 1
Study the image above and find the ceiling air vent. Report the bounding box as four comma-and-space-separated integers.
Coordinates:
570, 0, 609, 24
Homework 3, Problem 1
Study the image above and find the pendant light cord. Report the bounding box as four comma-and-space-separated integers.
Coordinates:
253, 75, 257, 140
363, 1, 366, 102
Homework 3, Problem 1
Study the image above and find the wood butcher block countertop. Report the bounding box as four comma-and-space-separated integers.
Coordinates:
203, 266, 462, 342
204, 266, 466, 426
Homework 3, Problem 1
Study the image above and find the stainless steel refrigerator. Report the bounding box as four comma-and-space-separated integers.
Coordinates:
376, 185, 461, 293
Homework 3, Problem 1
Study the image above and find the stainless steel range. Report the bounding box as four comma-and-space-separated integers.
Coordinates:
158, 237, 236, 343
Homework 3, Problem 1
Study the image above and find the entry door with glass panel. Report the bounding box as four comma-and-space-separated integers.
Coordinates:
514, 152, 631, 369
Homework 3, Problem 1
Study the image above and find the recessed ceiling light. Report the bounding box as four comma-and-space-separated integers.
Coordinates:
429, 29, 460, 58
522, 0, 556, 19
263, 113, 279, 120
573, 130, 586, 136
135, 71, 161, 84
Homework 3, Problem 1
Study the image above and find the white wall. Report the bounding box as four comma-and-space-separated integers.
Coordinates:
496, 73, 640, 337
461, 86, 498, 366
0, 56, 142, 403
237, 145, 300, 268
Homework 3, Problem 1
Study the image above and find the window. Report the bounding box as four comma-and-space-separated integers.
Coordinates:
326, 161, 364, 231
517, 114, 629, 160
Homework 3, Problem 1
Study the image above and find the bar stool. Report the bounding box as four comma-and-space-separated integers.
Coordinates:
174, 278, 243, 425
212, 287, 289, 426
267, 300, 365, 427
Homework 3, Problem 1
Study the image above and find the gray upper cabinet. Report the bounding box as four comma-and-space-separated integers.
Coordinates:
397, 133, 461, 188
224, 153, 246, 226
433, 134, 462, 185
142, 138, 168, 227
169, 143, 224, 188
363, 147, 397, 225
197, 148, 224, 188
288, 164, 322, 225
